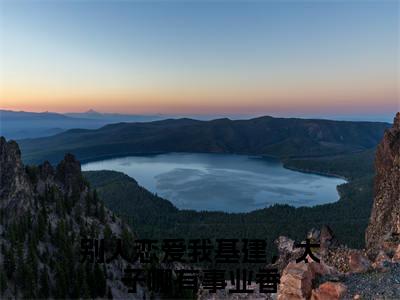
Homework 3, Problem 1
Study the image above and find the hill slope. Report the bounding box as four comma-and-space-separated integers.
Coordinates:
19, 116, 389, 164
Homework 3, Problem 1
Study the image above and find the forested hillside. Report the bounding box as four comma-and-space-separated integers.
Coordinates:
0, 138, 141, 299
19, 116, 389, 164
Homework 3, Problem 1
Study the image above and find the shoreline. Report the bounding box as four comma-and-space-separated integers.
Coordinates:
282, 163, 349, 182
81, 151, 348, 212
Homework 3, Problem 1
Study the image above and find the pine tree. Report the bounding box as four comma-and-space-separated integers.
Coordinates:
75, 202, 83, 225
37, 209, 47, 240
54, 219, 66, 249
94, 263, 106, 297
27, 238, 39, 286
99, 201, 106, 223
95, 202, 100, 218
22, 264, 35, 298
0, 267, 7, 295
80, 263, 91, 299
121, 226, 135, 260
103, 224, 112, 241
3, 246, 15, 279
0, 208, 4, 225
72, 265, 82, 298
38, 267, 50, 298
15, 242, 25, 288
48, 221, 52, 237
90, 222, 98, 237
85, 193, 92, 216
86, 263, 96, 298
56, 197, 65, 217
53, 263, 68, 298
107, 287, 113, 299
93, 189, 99, 204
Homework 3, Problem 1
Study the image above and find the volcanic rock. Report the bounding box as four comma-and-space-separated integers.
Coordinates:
365, 112, 400, 254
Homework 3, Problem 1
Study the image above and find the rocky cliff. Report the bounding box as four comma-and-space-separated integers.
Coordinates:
366, 112, 400, 254
0, 137, 34, 222
0, 137, 146, 299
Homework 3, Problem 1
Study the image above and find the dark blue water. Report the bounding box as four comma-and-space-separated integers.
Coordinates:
82, 153, 346, 213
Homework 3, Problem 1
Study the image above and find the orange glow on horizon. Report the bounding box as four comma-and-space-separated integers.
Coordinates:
1, 79, 398, 115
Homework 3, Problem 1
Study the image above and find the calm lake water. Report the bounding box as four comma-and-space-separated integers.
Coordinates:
82, 153, 346, 213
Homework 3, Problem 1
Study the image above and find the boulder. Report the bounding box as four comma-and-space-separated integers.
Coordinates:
278, 261, 337, 300
320, 225, 339, 251
278, 262, 314, 300
307, 228, 321, 242
348, 252, 371, 273
311, 282, 347, 300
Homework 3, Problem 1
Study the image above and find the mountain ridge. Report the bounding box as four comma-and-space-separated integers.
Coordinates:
19, 115, 390, 165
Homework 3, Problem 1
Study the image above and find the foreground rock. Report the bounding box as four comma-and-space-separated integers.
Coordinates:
311, 282, 347, 300
278, 262, 314, 299
278, 260, 338, 300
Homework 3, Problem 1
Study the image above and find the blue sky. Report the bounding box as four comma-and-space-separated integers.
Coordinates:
0, 0, 399, 119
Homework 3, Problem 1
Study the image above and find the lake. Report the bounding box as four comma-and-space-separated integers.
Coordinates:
82, 153, 346, 213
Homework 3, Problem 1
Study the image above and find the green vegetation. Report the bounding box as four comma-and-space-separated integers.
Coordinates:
283, 148, 375, 180
84, 148, 375, 255
0, 185, 111, 298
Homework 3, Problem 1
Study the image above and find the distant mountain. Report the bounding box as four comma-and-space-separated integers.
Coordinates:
64, 109, 165, 123
19, 115, 390, 164
0, 110, 109, 139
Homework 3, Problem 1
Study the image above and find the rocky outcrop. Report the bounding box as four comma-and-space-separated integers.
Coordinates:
365, 112, 400, 254
55, 153, 86, 197
0, 137, 34, 223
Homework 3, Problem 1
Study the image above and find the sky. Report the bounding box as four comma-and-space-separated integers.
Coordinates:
0, 0, 399, 118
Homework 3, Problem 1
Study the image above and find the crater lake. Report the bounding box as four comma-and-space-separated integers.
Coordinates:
82, 153, 346, 213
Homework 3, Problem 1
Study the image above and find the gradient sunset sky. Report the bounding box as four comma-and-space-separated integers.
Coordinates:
0, 0, 399, 117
